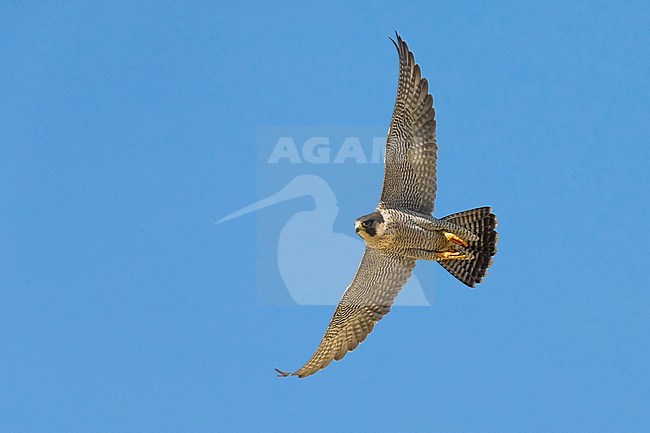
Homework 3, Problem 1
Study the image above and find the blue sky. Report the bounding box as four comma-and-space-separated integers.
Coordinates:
1, 1, 649, 432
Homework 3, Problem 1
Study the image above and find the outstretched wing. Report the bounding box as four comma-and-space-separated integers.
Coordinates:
276, 248, 416, 378
379, 32, 438, 214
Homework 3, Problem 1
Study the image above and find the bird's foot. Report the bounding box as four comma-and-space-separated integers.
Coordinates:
443, 231, 468, 247
438, 251, 468, 261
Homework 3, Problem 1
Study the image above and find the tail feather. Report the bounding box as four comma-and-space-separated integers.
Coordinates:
440, 207, 498, 287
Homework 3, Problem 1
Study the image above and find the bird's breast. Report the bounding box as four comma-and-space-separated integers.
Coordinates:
368, 208, 445, 252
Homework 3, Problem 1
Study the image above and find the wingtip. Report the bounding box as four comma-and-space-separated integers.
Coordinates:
389, 30, 402, 49
274, 368, 295, 378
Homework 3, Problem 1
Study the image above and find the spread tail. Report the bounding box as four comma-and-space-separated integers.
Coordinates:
439, 207, 498, 287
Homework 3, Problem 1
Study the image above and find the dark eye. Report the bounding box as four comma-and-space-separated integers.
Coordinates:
362, 220, 373, 228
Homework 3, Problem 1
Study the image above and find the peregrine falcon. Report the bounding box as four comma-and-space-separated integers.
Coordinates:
276, 33, 498, 378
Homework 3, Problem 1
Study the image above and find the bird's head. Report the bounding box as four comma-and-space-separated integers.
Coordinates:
355, 211, 385, 240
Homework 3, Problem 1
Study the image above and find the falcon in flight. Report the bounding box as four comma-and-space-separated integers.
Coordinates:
276, 33, 498, 378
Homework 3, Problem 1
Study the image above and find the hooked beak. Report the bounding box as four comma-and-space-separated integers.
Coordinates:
354, 221, 361, 233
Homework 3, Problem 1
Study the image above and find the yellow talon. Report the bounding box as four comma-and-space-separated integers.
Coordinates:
443, 231, 468, 247
439, 251, 467, 260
